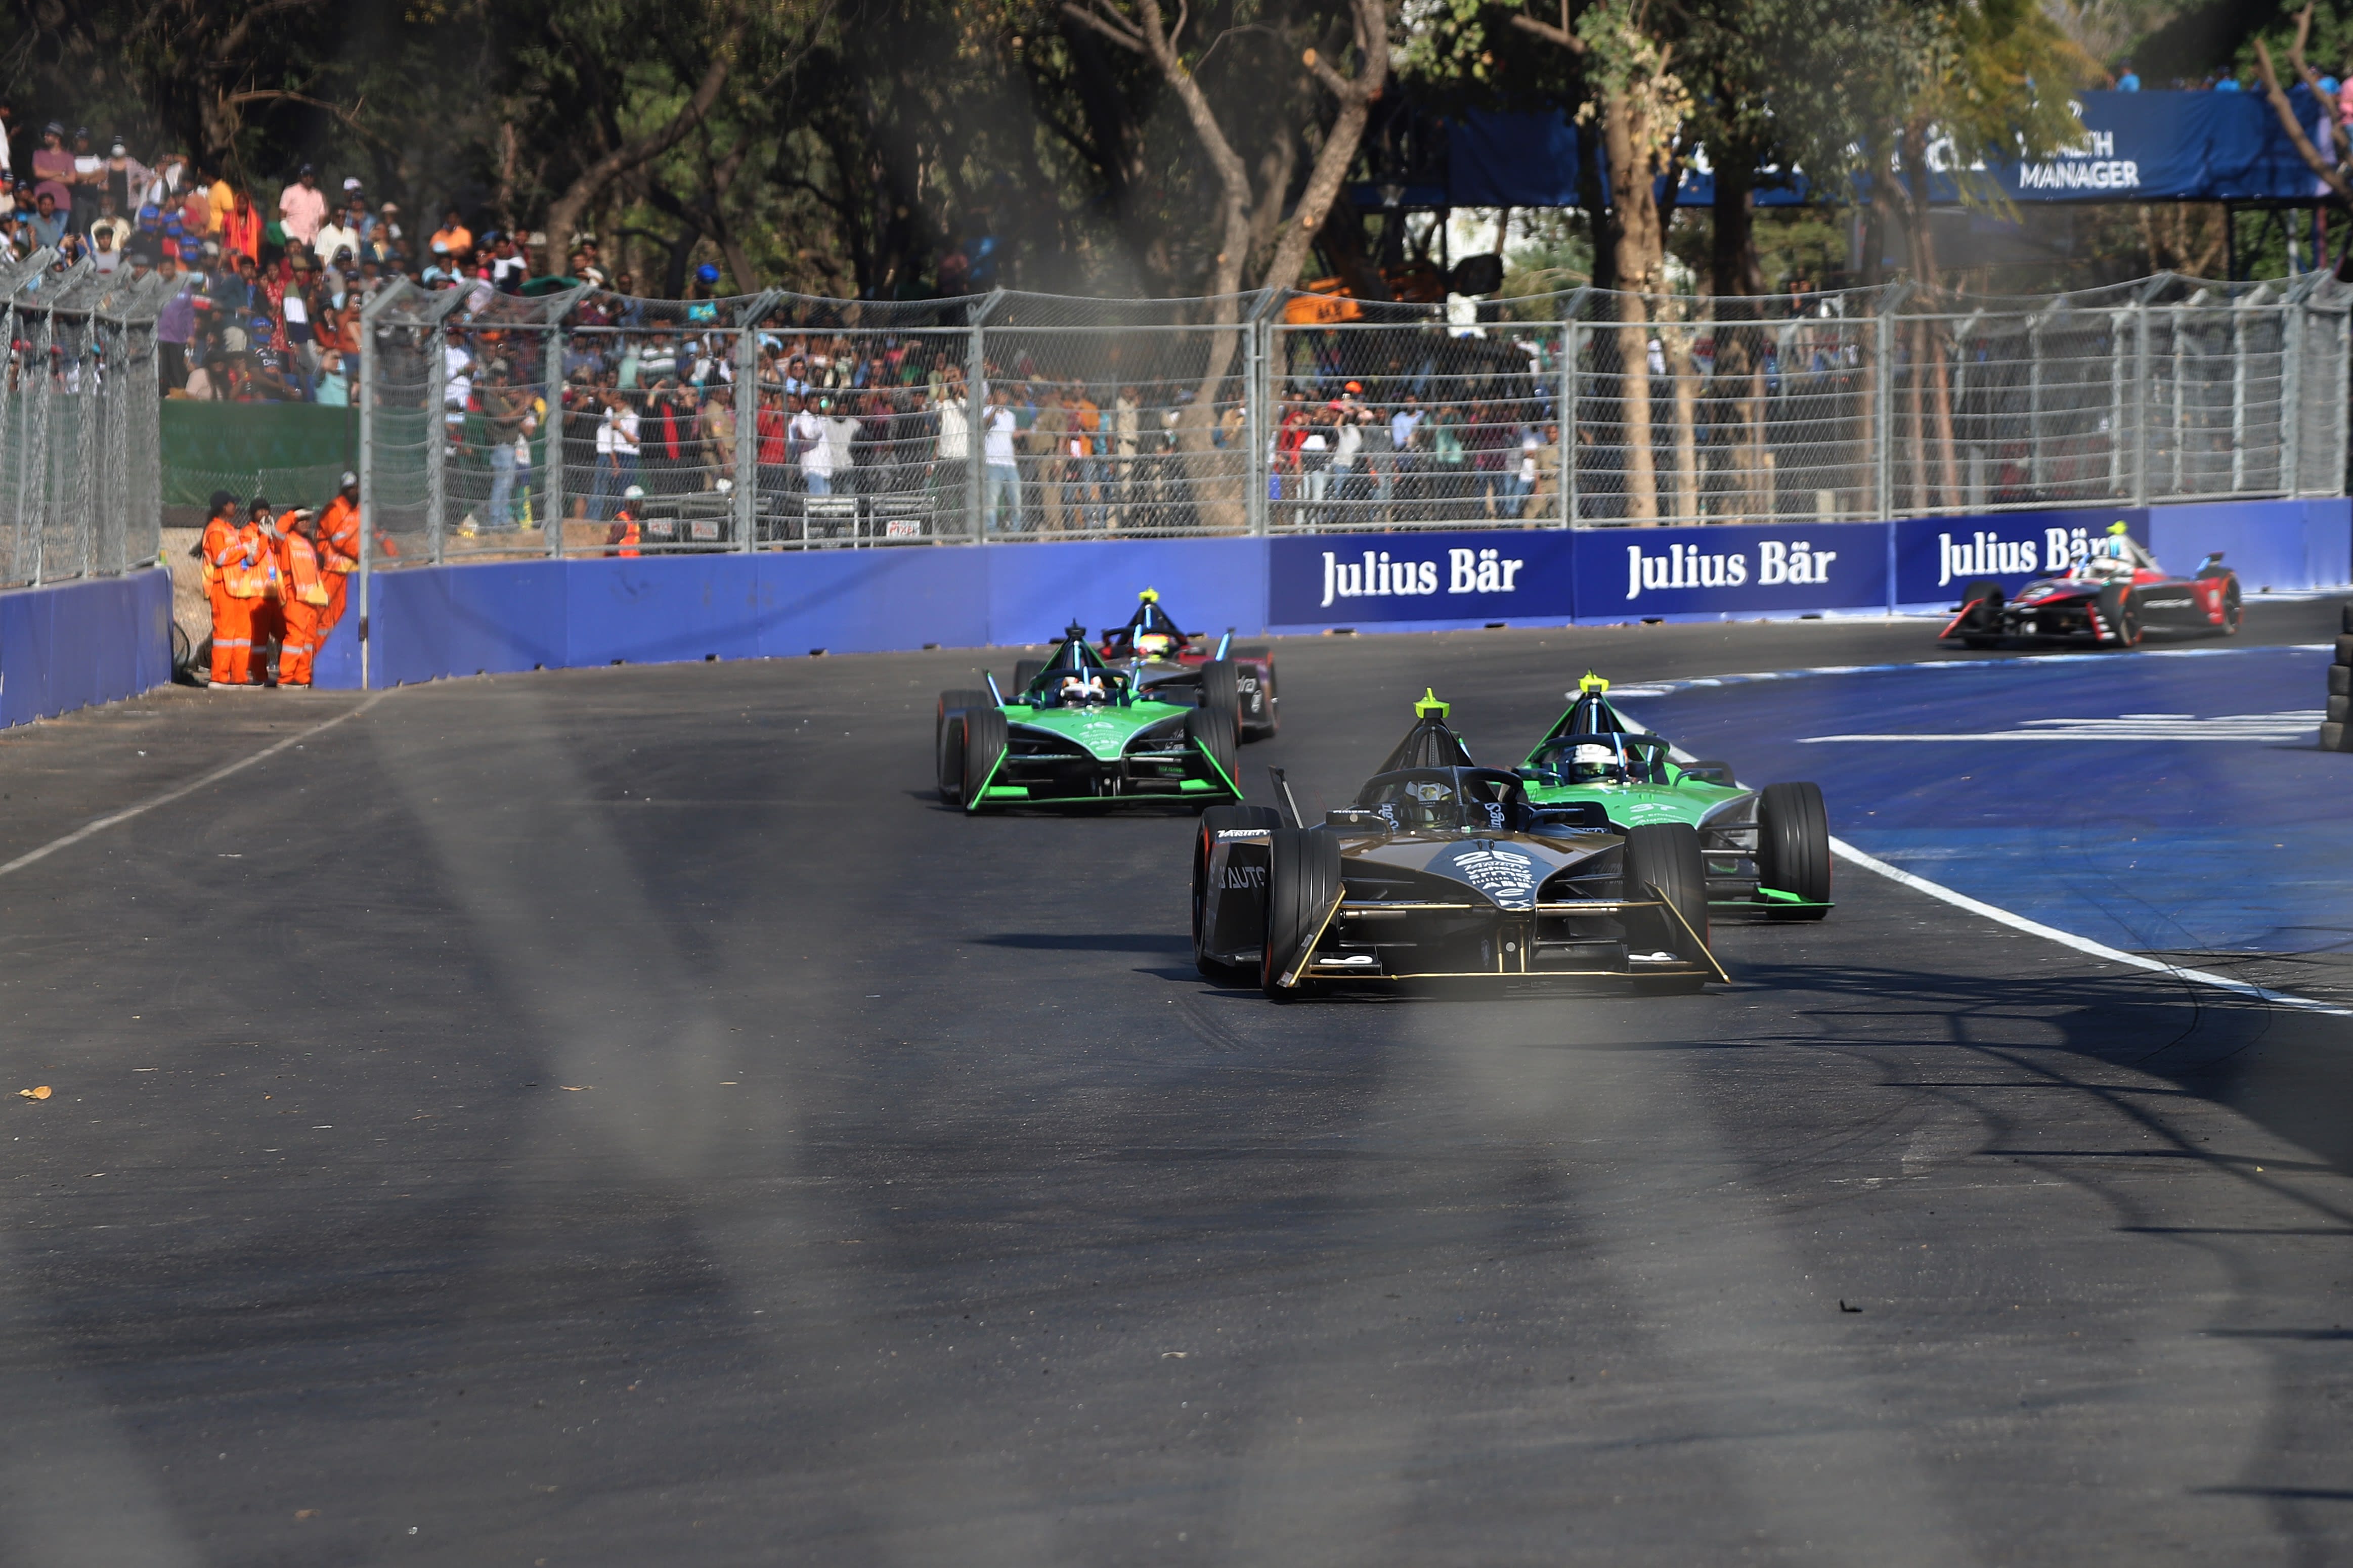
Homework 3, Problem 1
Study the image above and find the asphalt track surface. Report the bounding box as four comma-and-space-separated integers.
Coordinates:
5, 602, 2353, 1566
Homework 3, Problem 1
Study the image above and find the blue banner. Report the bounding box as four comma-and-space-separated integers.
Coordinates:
1447, 87, 2333, 213
1268, 530, 1578, 626
1572, 521, 1888, 619
1891, 507, 2147, 607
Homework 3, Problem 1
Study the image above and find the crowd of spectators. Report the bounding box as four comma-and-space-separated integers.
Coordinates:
0, 108, 553, 408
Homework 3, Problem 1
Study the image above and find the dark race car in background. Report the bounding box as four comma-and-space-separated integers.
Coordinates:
1940, 532, 2242, 650
1012, 590, 1278, 741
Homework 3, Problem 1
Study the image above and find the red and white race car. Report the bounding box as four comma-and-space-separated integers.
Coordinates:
1940, 532, 2242, 650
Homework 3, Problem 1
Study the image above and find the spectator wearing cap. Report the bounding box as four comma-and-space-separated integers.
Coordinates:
126, 203, 166, 266
278, 164, 327, 247
29, 125, 71, 213
429, 208, 473, 265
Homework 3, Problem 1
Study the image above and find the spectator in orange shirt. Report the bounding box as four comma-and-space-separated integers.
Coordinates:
221, 186, 261, 262
429, 208, 473, 266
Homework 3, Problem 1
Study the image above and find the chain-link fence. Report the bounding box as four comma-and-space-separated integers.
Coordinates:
0, 249, 166, 586
357, 271, 2350, 561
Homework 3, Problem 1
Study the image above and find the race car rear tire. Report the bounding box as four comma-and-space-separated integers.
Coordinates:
2097, 584, 2142, 649
936, 689, 995, 802
1260, 827, 1342, 1000
1197, 804, 1283, 977
1012, 658, 1046, 698
1200, 659, 1241, 724
1624, 822, 1710, 989
1757, 781, 1832, 921
1186, 704, 1241, 798
960, 706, 1009, 811
2218, 577, 2243, 635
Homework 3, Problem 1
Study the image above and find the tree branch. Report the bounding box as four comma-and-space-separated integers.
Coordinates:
1059, 2, 1146, 53
2285, 3, 2352, 167
2254, 36, 2353, 205
1510, 9, 1583, 54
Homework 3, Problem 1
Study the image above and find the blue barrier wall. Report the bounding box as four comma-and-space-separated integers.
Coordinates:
306, 497, 2350, 688
0, 568, 172, 727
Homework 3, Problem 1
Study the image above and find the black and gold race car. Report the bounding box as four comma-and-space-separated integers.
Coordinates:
1191, 693, 1725, 997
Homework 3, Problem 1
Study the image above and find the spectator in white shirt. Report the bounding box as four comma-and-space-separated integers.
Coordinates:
791, 397, 832, 494
981, 385, 1019, 534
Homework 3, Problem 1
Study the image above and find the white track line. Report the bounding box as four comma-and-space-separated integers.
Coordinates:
0, 691, 391, 880
1829, 836, 2351, 1018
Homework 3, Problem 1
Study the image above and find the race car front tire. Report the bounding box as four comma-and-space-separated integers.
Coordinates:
1197, 805, 1283, 977
1260, 827, 1342, 1000
1757, 781, 1832, 921
1185, 704, 1241, 798
2097, 584, 2143, 649
960, 706, 1009, 810
1958, 578, 2003, 647
1012, 658, 1045, 698
1625, 822, 1711, 990
936, 689, 995, 802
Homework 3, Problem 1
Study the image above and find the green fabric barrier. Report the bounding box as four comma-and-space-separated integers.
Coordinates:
161, 401, 357, 507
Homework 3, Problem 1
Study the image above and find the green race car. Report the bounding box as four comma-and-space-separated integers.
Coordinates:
1516, 675, 1833, 919
935, 625, 1243, 813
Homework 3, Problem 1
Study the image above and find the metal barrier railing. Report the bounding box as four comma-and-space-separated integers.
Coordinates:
356, 272, 2351, 563
0, 250, 166, 588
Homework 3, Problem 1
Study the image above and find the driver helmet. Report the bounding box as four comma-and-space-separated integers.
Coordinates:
1570, 742, 1621, 782
1058, 672, 1107, 703
1133, 630, 1173, 657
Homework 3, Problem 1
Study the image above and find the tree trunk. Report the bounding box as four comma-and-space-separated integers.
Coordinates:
1599, 95, 1662, 521
538, 12, 742, 278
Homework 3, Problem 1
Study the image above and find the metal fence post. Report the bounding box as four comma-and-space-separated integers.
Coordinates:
2131, 297, 2151, 507
545, 320, 565, 557
1873, 294, 1897, 521
2338, 303, 2351, 498
967, 289, 1001, 543
2283, 293, 2305, 496
1247, 311, 1267, 537
1560, 289, 1587, 530
734, 321, 758, 552
357, 295, 376, 691
426, 322, 446, 566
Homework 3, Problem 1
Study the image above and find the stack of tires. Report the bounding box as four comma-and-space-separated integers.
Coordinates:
2328, 604, 2353, 752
